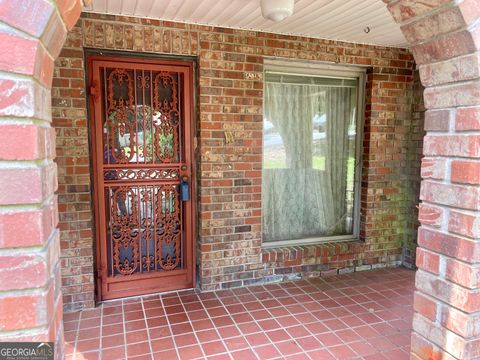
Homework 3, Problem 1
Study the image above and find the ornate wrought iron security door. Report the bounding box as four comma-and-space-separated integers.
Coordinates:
88, 56, 195, 300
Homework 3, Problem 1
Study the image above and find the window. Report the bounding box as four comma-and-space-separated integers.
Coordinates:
262, 60, 364, 247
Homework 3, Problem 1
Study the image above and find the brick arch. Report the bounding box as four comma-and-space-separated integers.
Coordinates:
385, 1, 480, 359
0, 0, 86, 358
0, 1, 478, 359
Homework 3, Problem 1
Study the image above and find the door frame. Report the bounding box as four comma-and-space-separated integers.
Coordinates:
86, 52, 197, 302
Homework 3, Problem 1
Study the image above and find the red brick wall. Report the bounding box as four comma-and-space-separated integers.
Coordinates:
0, 0, 85, 356
54, 13, 421, 311
402, 69, 425, 269
385, 1, 480, 358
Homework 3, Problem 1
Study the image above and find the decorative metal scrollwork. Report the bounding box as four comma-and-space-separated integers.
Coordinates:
106, 69, 136, 164
111, 187, 139, 275
155, 184, 181, 271
102, 66, 184, 278
153, 72, 180, 163
104, 168, 180, 181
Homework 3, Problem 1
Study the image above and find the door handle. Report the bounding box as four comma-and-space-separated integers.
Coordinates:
180, 176, 190, 201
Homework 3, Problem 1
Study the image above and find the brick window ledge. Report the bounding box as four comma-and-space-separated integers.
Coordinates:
260, 240, 400, 281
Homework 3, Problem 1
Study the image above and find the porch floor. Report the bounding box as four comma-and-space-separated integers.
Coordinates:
64, 267, 415, 360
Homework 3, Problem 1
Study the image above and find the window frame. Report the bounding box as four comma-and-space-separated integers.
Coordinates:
261, 59, 366, 249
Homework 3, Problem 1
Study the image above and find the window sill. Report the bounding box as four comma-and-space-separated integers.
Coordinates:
261, 235, 359, 249
261, 238, 366, 266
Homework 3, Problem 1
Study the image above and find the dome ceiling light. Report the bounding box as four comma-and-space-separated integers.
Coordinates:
261, 0, 295, 22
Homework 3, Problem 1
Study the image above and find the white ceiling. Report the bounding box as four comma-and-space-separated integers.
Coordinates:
84, 0, 407, 48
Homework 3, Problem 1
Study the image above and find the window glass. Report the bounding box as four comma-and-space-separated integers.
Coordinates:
262, 71, 360, 243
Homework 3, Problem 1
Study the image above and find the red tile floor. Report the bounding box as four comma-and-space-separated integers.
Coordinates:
64, 267, 415, 360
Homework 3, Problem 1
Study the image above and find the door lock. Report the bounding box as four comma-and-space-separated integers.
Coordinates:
180, 176, 190, 201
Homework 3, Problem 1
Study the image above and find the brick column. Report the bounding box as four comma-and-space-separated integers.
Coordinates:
0, 0, 84, 358
386, 1, 480, 359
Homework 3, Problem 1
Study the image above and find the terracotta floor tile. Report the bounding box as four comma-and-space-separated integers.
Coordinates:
146, 316, 168, 328
316, 332, 343, 347
126, 341, 151, 357
168, 312, 189, 324
254, 344, 282, 359
363, 353, 387, 360
285, 325, 310, 338
192, 318, 215, 331
64, 331, 77, 342
65, 268, 415, 360
307, 349, 336, 360
174, 333, 198, 348
349, 340, 378, 356
266, 328, 291, 342
245, 332, 270, 347
295, 312, 317, 324
225, 304, 247, 314
129, 353, 152, 360
124, 311, 145, 322
187, 309, 209, 321
196, 329, 220, 343
328, 344, 357, 360
79, 318, 101, 329
224, 336, 250, 352
126, 329, 149, 344
171, 322, 193, 335
153, 349, 177, 359
353, 325, 379, 339
142, 300, 163, 310
177, 344, 204, 359
381, 348, 409, 360
323, 318, 349, 331
125, 319, 147, 332
276, 315, 300, 328
102, 334, 125, 349
295, 336, 323, 351
201, 340, 227, 356
268, 306, 290, 317
335, 328, 362, 343
211, 315, 235, 328
75, 338, 100, 353
150, 336, 174, 352
207, 306, 228, 317
64, 321, 79, 332
203, 299, 223, 308
75, 350, 99, 360
249, 309, 271, 320
216, 325, 240, 338
369, 336, 396, 352
387, 333, 411, 347
164, 304, 184, 315
64, 312, 81, 322
208, 354, 232, 360
275, 339, 303, 356
101, 346, 126, 359
148, 326, 171, 339
144, 307, 165, 318
123, 303, 143, 313
285, 353, 310, 360
258, 319, 281, 331
230, 348, 258, 360
244, 301, 264, 311
162, 297, 181, 306
184, 301, 204, 312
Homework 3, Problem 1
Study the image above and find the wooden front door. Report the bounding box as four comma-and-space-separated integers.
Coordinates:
88, 55, 195, 301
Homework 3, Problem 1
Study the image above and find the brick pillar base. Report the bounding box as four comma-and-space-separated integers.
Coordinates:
386, 1, 480, 359
0, 1, 85, 359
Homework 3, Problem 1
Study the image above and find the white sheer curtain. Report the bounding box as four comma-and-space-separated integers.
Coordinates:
262, 81, 356, 242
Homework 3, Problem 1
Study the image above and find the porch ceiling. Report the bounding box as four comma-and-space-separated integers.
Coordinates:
84, 0, 408, 48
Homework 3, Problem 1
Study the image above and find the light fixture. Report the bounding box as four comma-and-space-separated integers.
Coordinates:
261, 0, 295, 22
